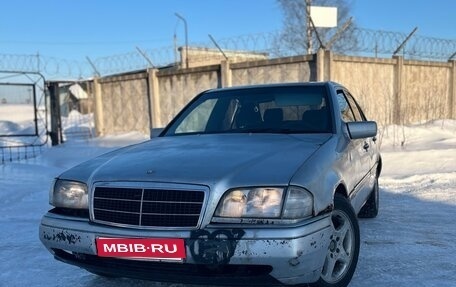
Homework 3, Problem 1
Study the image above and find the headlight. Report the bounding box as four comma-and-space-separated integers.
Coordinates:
215, 187, 284, 218
282, 186, 313, 219
214, 186, 314, 221
50, 179, 88, 209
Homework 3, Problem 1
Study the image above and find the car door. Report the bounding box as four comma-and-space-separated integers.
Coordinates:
336, 90, 372, 209
344, 90, 379, 172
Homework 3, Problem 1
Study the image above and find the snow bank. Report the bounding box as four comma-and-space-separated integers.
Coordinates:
61, 110, 95, 140
0, 121, 23, 134
0, 104, 47, 148
379, 120, 456, 151
0, 104, 36, 123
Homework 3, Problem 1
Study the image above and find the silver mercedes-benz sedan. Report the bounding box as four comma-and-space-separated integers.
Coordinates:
40, 82, 381, 287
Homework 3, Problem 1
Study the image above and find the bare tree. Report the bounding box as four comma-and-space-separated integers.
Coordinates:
275, 0, 357, 55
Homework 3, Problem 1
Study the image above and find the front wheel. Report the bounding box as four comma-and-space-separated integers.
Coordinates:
311, 194, 360, 287
358, 178, 379, 218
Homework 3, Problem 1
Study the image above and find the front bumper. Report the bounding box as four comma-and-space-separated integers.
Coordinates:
39, 212, 332, 285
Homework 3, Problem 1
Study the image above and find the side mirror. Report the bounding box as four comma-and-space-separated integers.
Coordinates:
346, 121, 377, 139
150, 128, 164, 139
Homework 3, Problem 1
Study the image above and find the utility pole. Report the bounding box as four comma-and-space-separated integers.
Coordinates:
175, 13, 189, 69
173, 32, 178, 64
306, 0, 312, 54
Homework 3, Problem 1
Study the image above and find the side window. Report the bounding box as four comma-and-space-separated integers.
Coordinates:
336, 92, 356, 122
345, 91, 365, 121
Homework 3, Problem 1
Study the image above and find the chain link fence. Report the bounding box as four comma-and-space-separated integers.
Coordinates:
1, 27, 455, 79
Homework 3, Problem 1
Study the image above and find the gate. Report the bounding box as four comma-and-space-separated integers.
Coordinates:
47, 80, 95, 145
0, 71, 48, 163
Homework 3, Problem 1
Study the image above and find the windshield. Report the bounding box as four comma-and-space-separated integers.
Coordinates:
164, 85, 332, 136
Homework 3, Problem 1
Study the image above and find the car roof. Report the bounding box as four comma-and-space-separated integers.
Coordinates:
205, 81, 343, 93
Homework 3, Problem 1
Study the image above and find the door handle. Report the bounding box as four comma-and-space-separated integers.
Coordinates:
363, 142, 370, 150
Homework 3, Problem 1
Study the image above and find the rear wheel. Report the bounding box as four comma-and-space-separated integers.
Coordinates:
358, 178, 379, 218
310, 194, 360, 287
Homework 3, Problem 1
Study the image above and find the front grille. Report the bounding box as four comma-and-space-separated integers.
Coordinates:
92, 186, 205, 228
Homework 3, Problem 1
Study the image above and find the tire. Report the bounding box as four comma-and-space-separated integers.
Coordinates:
310, 194, 360, 287
358, 178, 379, 218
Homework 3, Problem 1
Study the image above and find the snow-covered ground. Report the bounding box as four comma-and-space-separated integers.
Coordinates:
1, 105, 94, 164
0, 104, 47, 147
0, 119, 455, 286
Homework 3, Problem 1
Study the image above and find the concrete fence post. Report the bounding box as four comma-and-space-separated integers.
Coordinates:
324, 50, 333, 81
93, 77, 105, 136
316, 48, 325, 82
147, 68, 162, 128
220, 60, 232, 87
392, 55, 404, 124
449, 60, 456, 119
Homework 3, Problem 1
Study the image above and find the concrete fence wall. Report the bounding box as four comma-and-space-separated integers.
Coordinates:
401, 61, 452, 124
94, 72, 150, 135
90, 50, 456, 136
230, 55, 316, 86
330, 56, 396, 125
156, 65, 220, 127
329, 52, 455, 126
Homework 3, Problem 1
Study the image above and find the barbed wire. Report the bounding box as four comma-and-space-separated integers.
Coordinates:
347, 28, 456, 60
92, 46, 177, 76
0, 53, 88, 79
0, 54, 39, 72
1, 27, 455, 79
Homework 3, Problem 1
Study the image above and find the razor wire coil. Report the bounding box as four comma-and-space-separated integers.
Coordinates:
1, 28, 454, 79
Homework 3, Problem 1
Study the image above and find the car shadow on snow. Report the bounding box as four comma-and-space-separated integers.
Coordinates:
352, 185, 456, 287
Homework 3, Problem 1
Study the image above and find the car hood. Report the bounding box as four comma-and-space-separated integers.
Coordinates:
59, 133, 331, 188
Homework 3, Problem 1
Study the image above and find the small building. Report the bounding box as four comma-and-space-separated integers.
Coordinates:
178, 46, 268, 68
59, 83, 92, 116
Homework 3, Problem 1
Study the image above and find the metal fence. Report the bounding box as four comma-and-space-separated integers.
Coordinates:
1, 27, 455, 79
0, 71, 49, 163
